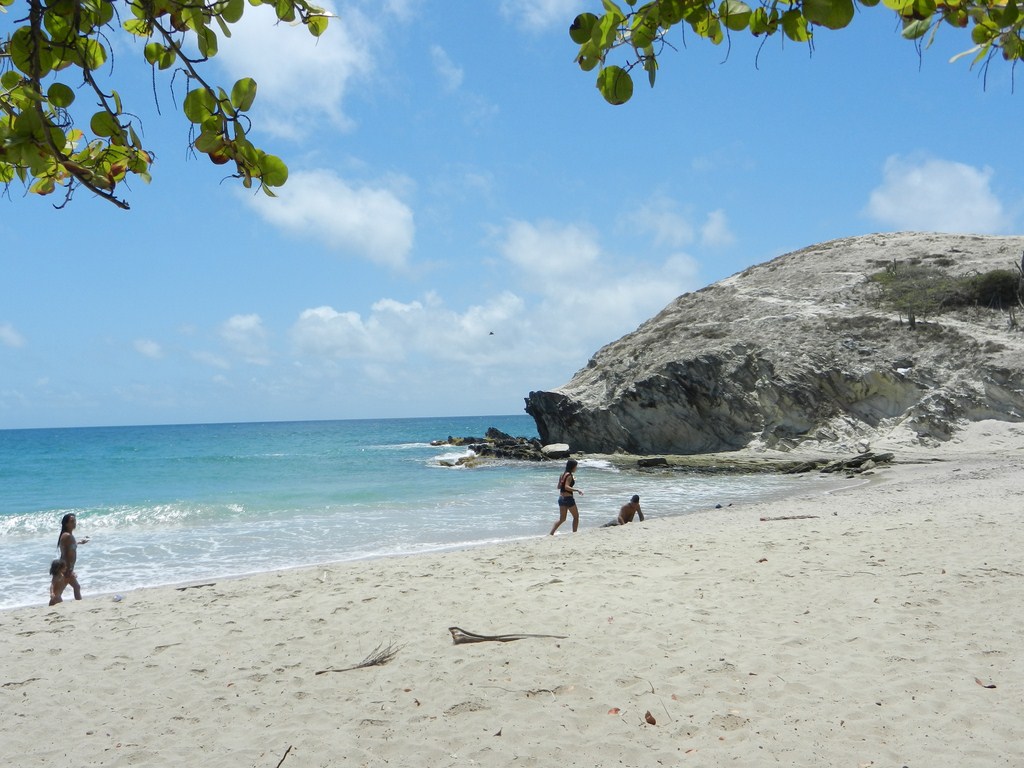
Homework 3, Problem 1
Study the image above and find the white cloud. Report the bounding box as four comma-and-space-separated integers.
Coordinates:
381, 0, 416, 21
244, 169, 415, 267
622, 196, 696, 249
134, 339, 163, 359
280, 213, 702, 410
191, 350, 231, 370
221, 314, 270, 365
701, 209, 736, 248
865, 155, 1010, 233
291, 306, 393, 359
500, 0, 580, 31
494, 218, 700, 348
0, 323, 25, 348
431, 45, 464, 92
499, 219, 601, 279
290, 293, 528, 368
213, 2, 379, 137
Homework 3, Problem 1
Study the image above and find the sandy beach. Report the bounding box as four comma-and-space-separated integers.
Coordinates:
3, 422, 1023, 767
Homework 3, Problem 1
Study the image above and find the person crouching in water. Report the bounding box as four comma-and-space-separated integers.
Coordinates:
550, 459, 583, 535
601, 495, 643, 527
49, 559, 67, 606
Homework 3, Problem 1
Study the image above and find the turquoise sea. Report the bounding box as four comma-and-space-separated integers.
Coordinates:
0, 415, 812, 611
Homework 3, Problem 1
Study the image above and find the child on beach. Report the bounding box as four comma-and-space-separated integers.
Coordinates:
49, 559, 67, 606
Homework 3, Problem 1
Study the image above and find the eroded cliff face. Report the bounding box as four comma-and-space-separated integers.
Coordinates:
525, 232, 1024, 454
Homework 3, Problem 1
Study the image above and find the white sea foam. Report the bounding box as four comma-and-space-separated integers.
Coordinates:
0, 416, 819, 611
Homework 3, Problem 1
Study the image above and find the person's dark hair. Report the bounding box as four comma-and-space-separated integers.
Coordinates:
50, 559, 66, 577
57, 513, 75, 549
564, 459, 578, 472
631, 495, 640, 503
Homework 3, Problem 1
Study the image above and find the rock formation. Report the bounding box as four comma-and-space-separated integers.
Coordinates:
525, 232, 1024, 454
433, 428, 550, 463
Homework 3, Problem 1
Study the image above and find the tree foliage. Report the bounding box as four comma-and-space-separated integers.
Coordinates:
0, 0, 328, 208
570, 0, 1024, 105
869, 260, 1023, 328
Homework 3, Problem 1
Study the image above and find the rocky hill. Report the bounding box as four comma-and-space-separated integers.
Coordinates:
525, 232, 1024, 455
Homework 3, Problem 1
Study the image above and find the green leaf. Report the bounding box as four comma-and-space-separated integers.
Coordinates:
781, 9, 810, 41
750, 7, 772, 34
902, 16, 932, 38
908, 0, 937, 19
1002, 32, 1022, 59
29, 177, 56, 196
157, 46, 177, 70
75, 39, 107, 70
881, 0, 915, 12
222, 0, 245, 22
123, 18, 151, 36
596, 65, 634, 105
575, 40, 603, 71
972, 21, 997, 45
183, 88, 218, 123
215, 14, 232, 38
643, 48, 658, 86
307, 14, 329, 36
197, 26, 219, 58
570, 12, 599, 44
999, 0, 1019, 25
182, 6, 205, 30
10, 27, 36, 75
144, 42, 163, 65
259, 154, 288, 186
90, 111, 119, 137
13, 108, 43, 139
47, 82, 76, 108
43, 10, 73, 42
1, 71, 22, 90
230, 77, 258, 112
194, 129, 225, 153
594, 11, 624, 47
719, 0, 753, 31
631, 13, 659, 47
275, 0, 296, 21
659, 0, 686, 25
802, 0, 854, 29
94, 1, 115, 27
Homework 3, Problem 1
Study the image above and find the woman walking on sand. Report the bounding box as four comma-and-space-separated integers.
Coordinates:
550, 459, 583, 535
56, 513, 88, 602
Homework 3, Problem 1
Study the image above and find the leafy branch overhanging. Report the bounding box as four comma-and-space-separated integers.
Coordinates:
571, 0, 1024, 104
0, 0, 328, 208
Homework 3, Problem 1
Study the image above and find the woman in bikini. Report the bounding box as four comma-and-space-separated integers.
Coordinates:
550, 458, 583, 535
56, 513, 87, 601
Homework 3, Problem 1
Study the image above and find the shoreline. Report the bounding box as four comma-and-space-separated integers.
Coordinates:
1, 457, 845, 614
3, 425, 1022, 766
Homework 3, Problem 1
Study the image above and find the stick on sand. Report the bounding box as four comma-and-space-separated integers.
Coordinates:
448, 627, 567, 644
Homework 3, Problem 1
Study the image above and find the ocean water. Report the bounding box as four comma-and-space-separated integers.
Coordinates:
0, 415, 812, 611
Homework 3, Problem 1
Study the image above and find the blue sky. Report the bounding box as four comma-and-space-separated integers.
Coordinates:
2, 0, 1021, 429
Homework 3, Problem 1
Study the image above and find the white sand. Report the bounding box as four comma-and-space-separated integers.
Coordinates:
3, 422, 1023, 767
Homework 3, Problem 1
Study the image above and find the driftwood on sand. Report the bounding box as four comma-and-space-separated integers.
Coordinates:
315, 641, 400, 674
448, 627, 567, 645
